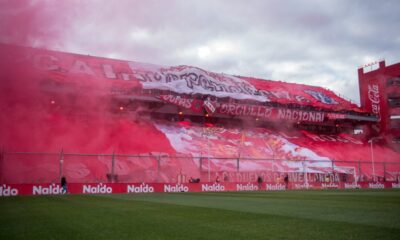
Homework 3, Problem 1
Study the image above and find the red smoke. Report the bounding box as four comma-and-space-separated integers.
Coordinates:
0, 44, 175, 154
0, 1, 73, 48
0, 2, 175, 155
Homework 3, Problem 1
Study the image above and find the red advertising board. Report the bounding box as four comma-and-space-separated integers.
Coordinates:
1, 182, 399, 197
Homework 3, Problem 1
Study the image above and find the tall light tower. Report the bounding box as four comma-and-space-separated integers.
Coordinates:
368, 137, 382, 182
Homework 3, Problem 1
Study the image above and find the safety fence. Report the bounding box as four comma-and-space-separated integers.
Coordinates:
1, 151, 400, 185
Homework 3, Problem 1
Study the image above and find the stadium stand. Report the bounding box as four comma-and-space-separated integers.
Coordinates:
0, 43, 399, 195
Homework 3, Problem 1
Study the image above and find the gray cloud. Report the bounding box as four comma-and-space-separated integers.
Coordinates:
1, 0, 399, 105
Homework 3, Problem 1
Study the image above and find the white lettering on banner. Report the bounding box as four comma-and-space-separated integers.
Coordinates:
27, 50, 347, 107
83, 183, 112, 194
278, 109, 324, 122
368, 84, 381, 120
294, 183, 309, 190
33, 184, 63, 195
327, 113, 346, 120
305, 133, 363, 145
0, 185, 18, 196
392, 183, 400, 189
127, 184, 154, 193
33, 54, 60, 71
219, 103, 273, 118
279, 132, 299, 139
201, 183, 225, 192
236, 183, 259, 191
102, 64, 117, 79
159, 95, 193, 109
70, 60, 95, 76
265, 184, 286, 191
259, 90, 311, 104
368, 183, 385, 189
164, 184, 189, 192
128, 63, 268, 102
320, 135, 337, 141
321, 183, 339, 189
344, 183, 361, 189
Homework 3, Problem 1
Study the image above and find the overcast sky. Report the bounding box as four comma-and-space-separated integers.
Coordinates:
1, 0, 399, 105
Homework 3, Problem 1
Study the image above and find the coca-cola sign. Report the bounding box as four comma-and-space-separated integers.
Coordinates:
368, 84, 381, 120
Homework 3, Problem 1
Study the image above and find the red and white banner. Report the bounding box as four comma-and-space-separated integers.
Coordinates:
158, 94, 203, 113
217, 102, 325, 123
0, 44, 362, 111
1, 181, 399, 196
128, 62, 268, 102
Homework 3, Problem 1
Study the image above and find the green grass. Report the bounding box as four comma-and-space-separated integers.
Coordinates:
1, 190, 400, 239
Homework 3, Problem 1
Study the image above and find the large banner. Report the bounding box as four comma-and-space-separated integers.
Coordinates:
242, 76, 362, 112
217, 102, 325, 123
1, 181, 399, 196
157, 96, 348, 123
0, 44, 361, 112
128, 62, 268, 102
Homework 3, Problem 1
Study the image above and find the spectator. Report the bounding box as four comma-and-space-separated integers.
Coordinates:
215, 176, 220, 183
284, 175, 289, 189
257, 176, 263, 189
61, 176, 68, 194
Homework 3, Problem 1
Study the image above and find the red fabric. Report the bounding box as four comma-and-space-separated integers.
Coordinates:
242, 76, 362, 112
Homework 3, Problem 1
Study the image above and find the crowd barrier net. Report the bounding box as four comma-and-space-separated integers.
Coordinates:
1, 151, 400, 184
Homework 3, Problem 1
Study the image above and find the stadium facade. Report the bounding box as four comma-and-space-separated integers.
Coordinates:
358, 60, 400, 149
0, 44, 399, 195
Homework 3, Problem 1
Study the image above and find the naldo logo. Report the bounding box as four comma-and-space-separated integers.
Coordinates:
83, 183, 112, 194
164, 184, 189, 192
0, 184, 18, 196
127, 183, 154, 193
33, 184, 63, 195
201, 183, 225, 192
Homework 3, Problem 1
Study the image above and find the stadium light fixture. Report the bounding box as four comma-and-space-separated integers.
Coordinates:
368, 136, 383, 182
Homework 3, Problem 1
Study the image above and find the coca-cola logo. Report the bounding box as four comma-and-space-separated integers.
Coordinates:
368, 84, 380, 104
0, 184, 18, 197
367, 84, 381, 121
